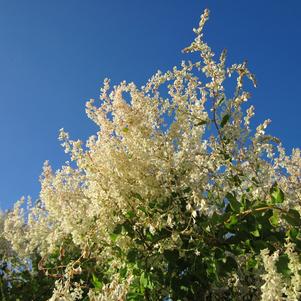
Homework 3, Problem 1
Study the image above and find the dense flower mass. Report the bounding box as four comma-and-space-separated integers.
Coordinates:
1, 9, 301, 301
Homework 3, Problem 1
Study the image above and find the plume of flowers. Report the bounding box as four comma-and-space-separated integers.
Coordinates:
2, 9, 301, 300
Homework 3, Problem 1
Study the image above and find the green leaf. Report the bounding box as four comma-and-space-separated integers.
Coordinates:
251, 240, 268, 252
284, 209, 301, 227
220, 114, 230, 128
119, 267, 127, 278
250, 229, 260, 237
110, 233, 118, 242
245, 215, 257, 231
289, 228, 299, 240
127, 248, 138, 263
270, 183, 284, 204
125, 210, 135, 219
146, 230, 154, 242
246, 258, 257, 270
276, 254, 291, 277
269, 211, 279, 227
210, 212, 224, 225
140, 272, 148, 292
225, 215, 238, 229
122, 220, 135, 237
139, 272, 153, 293
92, 274, 103, 290
226, 192, 241, 212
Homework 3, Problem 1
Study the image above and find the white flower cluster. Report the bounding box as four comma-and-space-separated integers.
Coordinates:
260, 249, 284, 301
261, 243, 301, 300
1, 9, 301, 300
88, 274, 133, 301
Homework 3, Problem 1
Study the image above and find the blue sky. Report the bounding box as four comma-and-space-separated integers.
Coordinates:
0, 0, 300, 210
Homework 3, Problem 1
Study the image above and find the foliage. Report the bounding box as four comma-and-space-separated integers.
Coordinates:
2, 9, 301, 301
0, 212, 55, 300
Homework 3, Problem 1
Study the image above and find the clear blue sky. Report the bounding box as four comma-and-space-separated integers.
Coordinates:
0, 0, 300, 210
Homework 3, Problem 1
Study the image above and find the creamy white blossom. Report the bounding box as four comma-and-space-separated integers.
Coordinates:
2, 9, 301, 300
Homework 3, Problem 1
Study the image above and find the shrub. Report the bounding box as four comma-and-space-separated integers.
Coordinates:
3, 9, 301, 301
